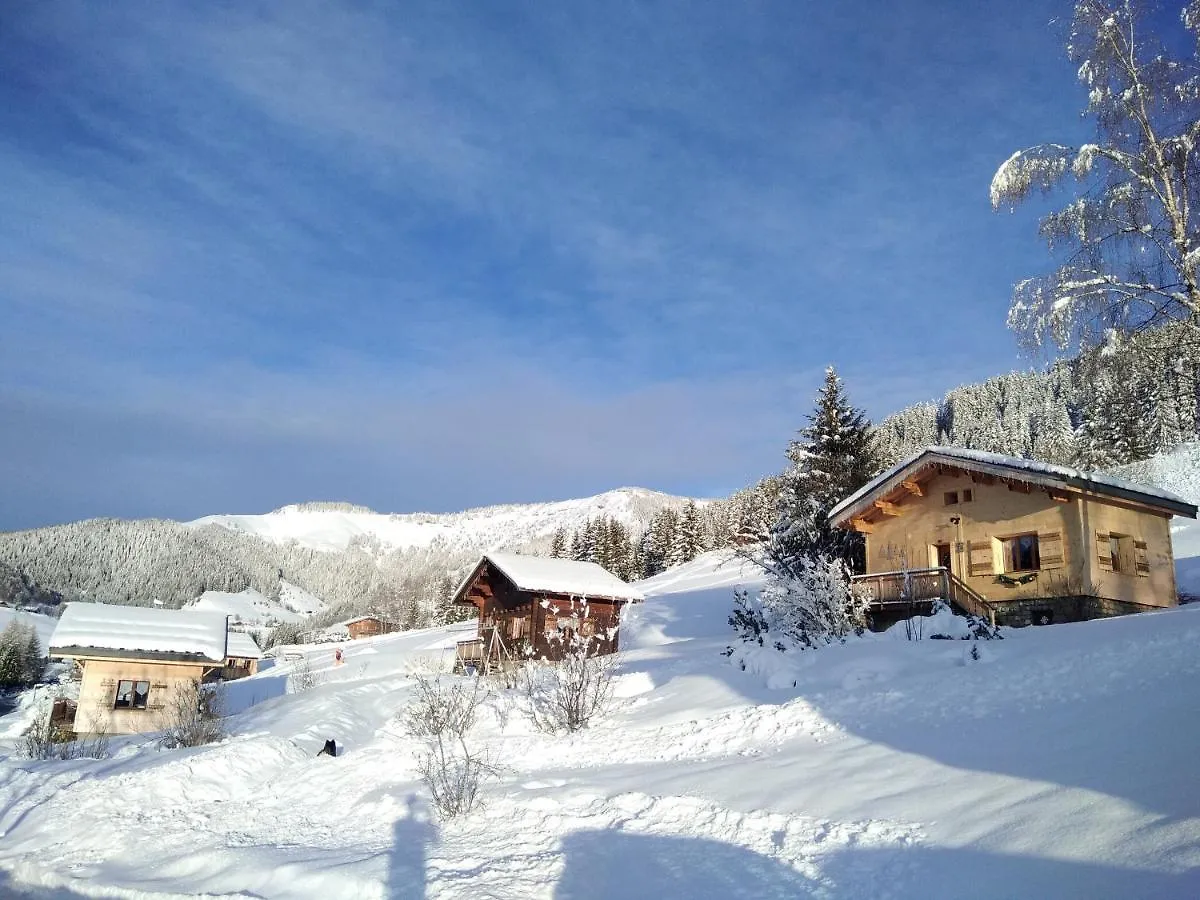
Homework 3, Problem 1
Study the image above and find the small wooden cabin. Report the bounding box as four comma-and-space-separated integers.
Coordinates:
48, 604, 231, 735
222, 630, 263, 680
451, 552, 644, 671
829, 447, 1197, 627
333, 616, 396, 640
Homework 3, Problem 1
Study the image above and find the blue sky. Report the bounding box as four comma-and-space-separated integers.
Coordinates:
0, 0, 1090, 528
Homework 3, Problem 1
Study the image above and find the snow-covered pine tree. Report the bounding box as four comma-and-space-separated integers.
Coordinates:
549, 528, 567, 559
767, 366, 877, 576
673, 501, 703, 566
22, 625, 43, 686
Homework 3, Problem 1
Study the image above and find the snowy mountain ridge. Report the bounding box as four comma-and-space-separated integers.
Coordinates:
189, 486, 703, 555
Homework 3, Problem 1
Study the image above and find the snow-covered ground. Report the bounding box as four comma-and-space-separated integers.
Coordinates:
188, 488, 700, 554
1, 549, 1198, 898
182, 580, 327, 627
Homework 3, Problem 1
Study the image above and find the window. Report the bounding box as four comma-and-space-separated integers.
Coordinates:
944, 491, 959, 506
1002, 533, 1040, 572
962, 489, 973, 503
114, 680, 150, 710
1109, 534, 1126, 573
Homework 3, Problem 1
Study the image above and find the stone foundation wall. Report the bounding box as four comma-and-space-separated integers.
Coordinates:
988, 594, 1153, 628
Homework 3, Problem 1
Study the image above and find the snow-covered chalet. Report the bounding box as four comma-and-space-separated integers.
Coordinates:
830, 446, 1197, 627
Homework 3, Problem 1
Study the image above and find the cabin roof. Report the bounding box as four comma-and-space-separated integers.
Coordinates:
225, 630, 263, 660
49, 604, 229, 663
330, 615, 387, 628
455, 552, 645, 603
830, 446, 1198, 527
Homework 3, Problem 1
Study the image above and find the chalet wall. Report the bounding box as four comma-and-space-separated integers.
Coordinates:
462, 563, 627, 660
74, 657, 212, 735
864, 471, 1177, 608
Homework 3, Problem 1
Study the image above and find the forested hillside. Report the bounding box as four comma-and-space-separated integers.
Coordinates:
876, 322, 1200, 469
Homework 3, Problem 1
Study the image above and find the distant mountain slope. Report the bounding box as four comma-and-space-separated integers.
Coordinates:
189, 488, 697, 555
0, 488, 699, 622
182, 580, 327, 627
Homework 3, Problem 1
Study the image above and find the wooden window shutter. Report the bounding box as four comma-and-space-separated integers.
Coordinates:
1038, 531, 1064, 570
1095, 531, 1114, 572
1133, 540, 1150, 577
968, 541, 994, 577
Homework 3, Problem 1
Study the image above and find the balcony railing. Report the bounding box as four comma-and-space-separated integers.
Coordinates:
852, 567, 994, 624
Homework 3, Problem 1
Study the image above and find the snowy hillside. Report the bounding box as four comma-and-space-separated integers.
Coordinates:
2, 550, 1198, 898
189, 488, 699, 554
182, 579, 327, 627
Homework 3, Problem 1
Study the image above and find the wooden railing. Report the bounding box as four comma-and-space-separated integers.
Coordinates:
852, 567, 995, 625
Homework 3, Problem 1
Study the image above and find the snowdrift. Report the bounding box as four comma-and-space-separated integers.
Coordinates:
1, 549, 1198, 898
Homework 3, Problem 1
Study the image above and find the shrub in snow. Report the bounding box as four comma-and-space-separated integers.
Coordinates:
403, 674, 500, 820
19, 703, 111, 761
157, 681, 225, 749
520, 633, 617, 734
0, 621, 44, 689
287, 656, 324, 694
730, 553, 869, 654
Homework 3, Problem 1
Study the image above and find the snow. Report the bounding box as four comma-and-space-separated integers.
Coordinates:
226, 631, 263, 660
48, 604, 229, 662
3, 550, 1200, 898
188, 487, 702, 555
474, 552, 644, 601
831, 445, 1197, 523
184, 586, 320, 626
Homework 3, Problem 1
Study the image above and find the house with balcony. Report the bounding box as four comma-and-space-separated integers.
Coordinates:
828, 447, 1197, 627
451, 552, 644, 673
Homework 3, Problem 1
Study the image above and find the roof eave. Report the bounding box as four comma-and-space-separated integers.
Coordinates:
830, 450, 1197, 526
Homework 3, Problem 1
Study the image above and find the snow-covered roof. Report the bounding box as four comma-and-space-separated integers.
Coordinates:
49, 604, 229, 663
329, 615, 391, 628
457, 552, 644, 603
830, 446, 1198, 525
225, 630, 263, 660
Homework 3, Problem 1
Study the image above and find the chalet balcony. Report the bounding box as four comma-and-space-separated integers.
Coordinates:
852, 566, 994, 624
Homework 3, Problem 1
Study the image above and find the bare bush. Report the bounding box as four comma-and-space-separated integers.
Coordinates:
402, 674, 501, 820
19, 704, 111, 761
157, 680, 225, 749
520, 635, 617, 734
287, 656, 324, 694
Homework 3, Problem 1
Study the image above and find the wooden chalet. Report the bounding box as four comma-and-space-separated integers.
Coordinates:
451, 552, 644, 672
332, 616, 397, 640
829, 447, 1197, 627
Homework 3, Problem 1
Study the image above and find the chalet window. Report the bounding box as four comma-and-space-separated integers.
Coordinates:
944, 491, 959, 506
962, 489, 973, 503
1109, 534, 1125, 573
1002, 533, 1040, 573
114, 680, 150, 710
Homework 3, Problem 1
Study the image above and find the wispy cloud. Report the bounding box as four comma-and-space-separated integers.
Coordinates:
0, 0, 1087, 527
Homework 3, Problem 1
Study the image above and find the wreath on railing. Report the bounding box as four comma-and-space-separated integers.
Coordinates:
994, 572, 1038, 586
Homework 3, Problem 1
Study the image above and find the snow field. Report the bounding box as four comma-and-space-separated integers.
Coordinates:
1, 549, 1199, 897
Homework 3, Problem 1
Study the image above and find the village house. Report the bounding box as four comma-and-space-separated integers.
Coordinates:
223, 630, 263, 680
48, 604, 231, 735
451, 552, 644, 672
829, 446, 1197, 627
331, 615, 397, 641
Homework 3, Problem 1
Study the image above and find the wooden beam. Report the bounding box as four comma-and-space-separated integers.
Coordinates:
1006, 480, 1032, 494
849, 517, 875, 534
873, 500, 903, 517
1047, 488, 1071, 503
901, 480, 924, 497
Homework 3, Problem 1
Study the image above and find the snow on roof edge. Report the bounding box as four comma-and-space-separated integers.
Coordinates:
454, 552, 644, 603
829, 446, 1197, 524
